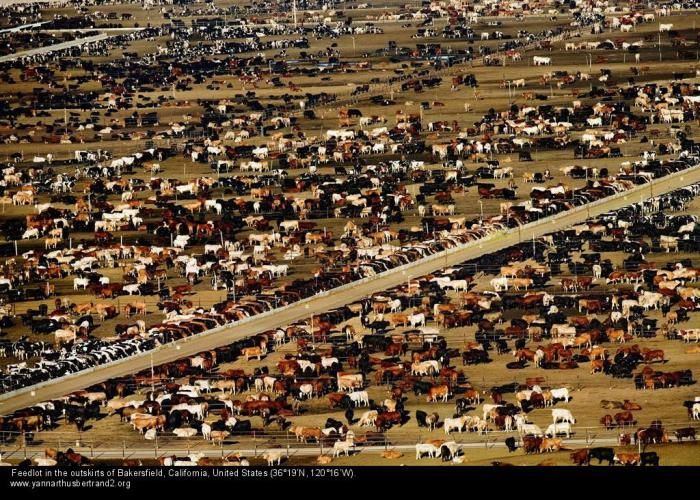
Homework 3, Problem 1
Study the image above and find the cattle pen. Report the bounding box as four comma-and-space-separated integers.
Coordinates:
3, 163, 700, 416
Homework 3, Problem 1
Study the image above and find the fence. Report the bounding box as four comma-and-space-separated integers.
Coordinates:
1, 419, 696, 462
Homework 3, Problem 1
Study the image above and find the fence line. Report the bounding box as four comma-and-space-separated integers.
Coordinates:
1, 420, 696, 462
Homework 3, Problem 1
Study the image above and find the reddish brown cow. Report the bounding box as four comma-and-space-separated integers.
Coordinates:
614, 411, 636, 427
642, 349, 665, 363
570, 448, 590, 466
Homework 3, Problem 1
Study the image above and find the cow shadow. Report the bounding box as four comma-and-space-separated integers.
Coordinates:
506, 361, 528, 369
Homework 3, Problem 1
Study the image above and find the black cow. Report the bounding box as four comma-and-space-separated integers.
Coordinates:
230, 419, 251, 435
415, 410, 428, 427
504, 437, 518, 453
344, 408, 355, 425
325, 418, 344, 431
413, 381, 433, 396
496, 339, 509, 354
589, 447, 615, 465
674, 427, 696, 442
455, 398, 471, 415
640, 452, 659, 466
462, 350, 489, 365
440, 444, 454, 462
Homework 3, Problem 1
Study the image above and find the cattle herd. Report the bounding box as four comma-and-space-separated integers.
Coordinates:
0, 0, 699, 468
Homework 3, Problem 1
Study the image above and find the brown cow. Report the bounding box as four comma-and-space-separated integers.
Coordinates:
523, 436, 543, 454
427, 385, 450, 403
573, 334, 592, 349
607, 329, 626, 343
540, 438, 562, 453
385, 342, 406, 357
242, 347, 263, 361
600, 414, 615, 430
13, 415, 42, 432
622, 400, 642, 411
375, 411, 402, 430
642, 349, 664, 363
614, 411, 636, 427
570, 448, 590, 466
132, 416, 158, 433
277, 360, 300, 376
388, 314, 408, 327
614, 452, 640, 466
590, 359, 605, 374
590, 346, 607, 360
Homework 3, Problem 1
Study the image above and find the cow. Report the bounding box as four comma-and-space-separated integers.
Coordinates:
523, 436, 543, 454
241, 347, 263, 361
614, 452, 641, 466
440, 442, 461, 462
589, 447, 615, 465
262, 451, 283, 466
539, 438, 563, 453
552, 409, 576, 424
550, 388, 570, 403
337, 373, 364, 392
349, 390, 369, 407
674, 427, 696, 442
545, 422, 572, 438
640, 452, 660, 466
427, 385, 450, 403
614, 411, 636, 427
416, 443, 440, 460
444, 416, 469, 434
570, 448, 590, 466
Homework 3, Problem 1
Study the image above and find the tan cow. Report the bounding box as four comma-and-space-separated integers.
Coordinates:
242, 347, 263, 361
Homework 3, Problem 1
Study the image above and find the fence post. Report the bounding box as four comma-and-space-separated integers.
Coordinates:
123, 440, 125, 459
155, 434, 158, 459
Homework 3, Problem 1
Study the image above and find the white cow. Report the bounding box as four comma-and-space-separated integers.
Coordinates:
550, 388, 570, 403
415, 443, 440, 460
552, 409, 576, 424
22, 228, 40, 239
201, 422, 211, 440
517, 423, 543, 437
545, 422, 572, 438
123, 284, 141, 295
692, 403, 700, 420
444, 416, 469, 434
332, 434, 355, 457
349, 390, 369, 407
173, 428, 198, 438
73, 277, 89, 290
262, 451, 282, 466
409, 313, 426, 327
490, 277, 509, 292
